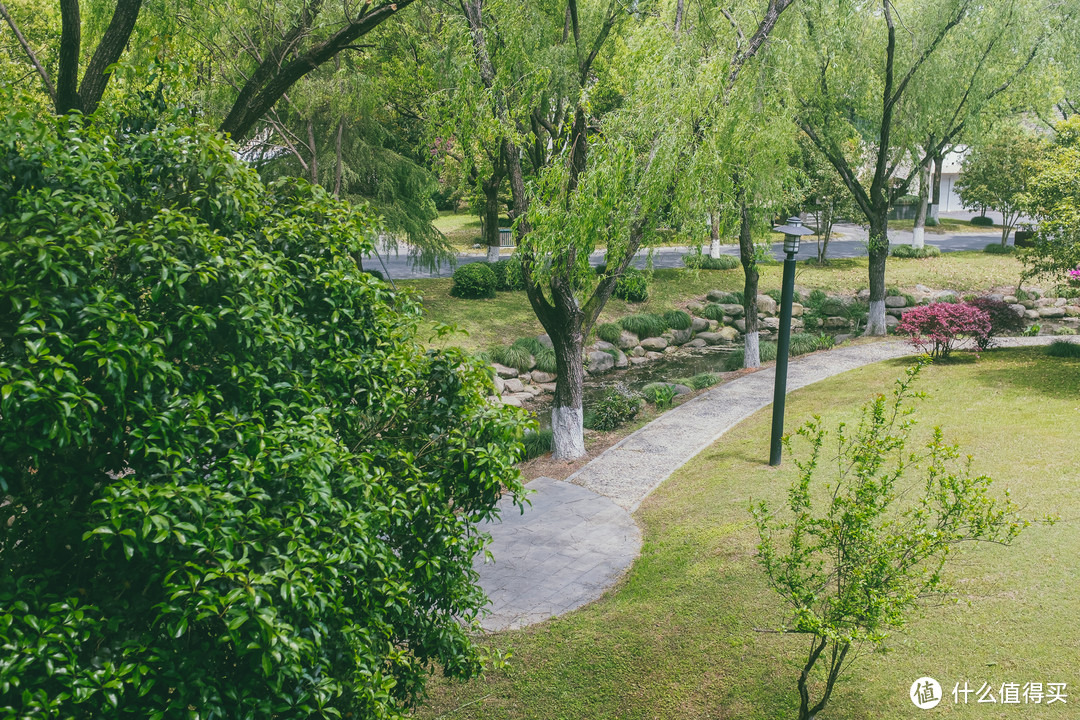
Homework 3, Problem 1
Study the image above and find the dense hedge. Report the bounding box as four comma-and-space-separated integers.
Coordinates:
0, 109, 525, 719
450, 261, 498, 298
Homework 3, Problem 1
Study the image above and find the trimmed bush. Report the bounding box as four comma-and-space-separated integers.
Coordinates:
967, 297, 1025, 349
970, 215, 995, 226
491, 257, 525, 290
522, 429, 554, 460
0, 110, 525, 720
614, 267, 649, 302
491, 344, 534, 372
984, 243, 1015, 255
891, 244, 942, 258
724, 341, 779, 371
896, 302, 991, 358
596, 322, 623, 345
702, 303, 727, 322
620, 313, 667, 338
451, 262, 497, 298
684, 253, 739, 270
534, 347, 558, 374
663, 309, 693, 330
585, 384, 642, 431
1048, 340, 1080, 357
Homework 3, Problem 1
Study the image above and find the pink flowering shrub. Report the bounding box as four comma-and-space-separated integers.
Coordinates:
896, 302, 992, 358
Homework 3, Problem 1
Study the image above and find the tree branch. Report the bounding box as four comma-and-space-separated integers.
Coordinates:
78, 0, 143, 115
0, 0, 55, 102
56, 0, 80, 113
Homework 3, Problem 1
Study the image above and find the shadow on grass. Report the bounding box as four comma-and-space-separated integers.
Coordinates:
965, 346, 1080, 400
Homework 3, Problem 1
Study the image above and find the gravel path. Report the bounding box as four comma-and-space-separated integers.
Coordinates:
476, 336, 1068, 631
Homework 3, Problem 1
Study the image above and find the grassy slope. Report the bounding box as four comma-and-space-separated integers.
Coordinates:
409, 252, 1025, 353
414, 348, 1080, 719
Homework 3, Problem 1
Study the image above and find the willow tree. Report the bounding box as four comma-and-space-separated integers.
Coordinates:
793, 0, 1067, 334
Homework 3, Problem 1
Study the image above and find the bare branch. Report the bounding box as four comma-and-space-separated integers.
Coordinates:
0, 0, 55, 101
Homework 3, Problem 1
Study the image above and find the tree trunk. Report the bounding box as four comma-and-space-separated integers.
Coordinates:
913, 161, 930, 249
333, 117, 344, 198
550, 318, 586, 460
709, 211, 721, 258
307, 120, 319, 185
738, 197, 760, 368
866, 212, 889, 335
1000, 211, 1012, 246
482, 170, 502, 263
929, 154, 943, 223
817, 206, 832, 264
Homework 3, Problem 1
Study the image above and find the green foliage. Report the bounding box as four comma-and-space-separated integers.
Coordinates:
702, 304, 728, 322
662, 310, 693, 330
585, 384, 642, 431
534, 347, 558, 374
1020, 117, 1080, 281
522, 429, 554, 460
886, 287, 902, 297
619, 313, 667, 338
492, 345, 534, 372
1047, 339, 1080, 357
512, 336, 545, 356
492, 258, 526, 290
613, 266, 649, 302
711, 291, 744, 304
724, 341, 779, 370
752, 361, 1028, 720
891, 245, 942, 258
683, 253, 739, 270
641, 382, 678, 409
765, 288, 783, 304
451, 262, 498, 298
0, 110, 526, 720
970, 215, 995, 226
789, 332, 836, 356
983, 243, 1015, 254
596, 322, 623, 345
957, 124, 1046, 237
806, 289, 828, 308
688, 372, 721, 390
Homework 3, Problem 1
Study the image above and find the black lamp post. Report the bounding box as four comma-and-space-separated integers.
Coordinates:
769, 216, 814, 466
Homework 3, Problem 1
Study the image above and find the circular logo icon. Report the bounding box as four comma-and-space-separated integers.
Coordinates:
910, 677, 942, 709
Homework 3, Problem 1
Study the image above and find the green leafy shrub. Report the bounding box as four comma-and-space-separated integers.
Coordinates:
689, 372, 721, 389
970, 214, 995, 226
663, 309, 693, 330
614, 267, 649, 302
523, 429, 554, 459
451, 261, 498, 298
765, 288, 783, 304
596, 322, 623, 345
1047, 339, 1080, 357
702, 303, 727, 322
492, 344, 534, 372
366, 269, 385, 280
641, 382, 679, 409
789, 332, 836, 356
0, 109, 526, 720
585, 384, 642, 430
806, 289, 828, 308
984, 243, 1015, 254
683, 253, 739, 270
891, 244, 942, 258
491, 257, 526, 290
620, 313, 667, 338
1055, 327, 1078, 335
534, 347, 558, 374
724, 341, 779, 370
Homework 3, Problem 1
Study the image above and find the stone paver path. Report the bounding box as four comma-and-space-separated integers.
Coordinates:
476, 336, 1066, 631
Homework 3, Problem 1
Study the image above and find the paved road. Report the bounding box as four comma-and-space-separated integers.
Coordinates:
367, 214, 1015, 281
475, 336, 1066, 632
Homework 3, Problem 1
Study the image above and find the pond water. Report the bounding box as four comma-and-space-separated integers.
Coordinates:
530, 346, 736, 428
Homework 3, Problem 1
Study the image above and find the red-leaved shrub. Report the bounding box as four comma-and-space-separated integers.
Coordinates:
967, 297, 1026, 350
896, 302, 991, 358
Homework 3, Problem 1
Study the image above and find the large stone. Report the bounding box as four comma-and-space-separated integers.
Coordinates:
686, 301, 707, 314
885, 315, 900, 328
696, 331, 729, 346
858, 288, 873, 300
685, 338, 707, 348
629, 356, 648, 365
672, 384, 693, 395
1025, 309, 1040, 319
718, 326, 739, 342
734, 318, 746, 333
1055, 297, 1068, 307
1009, 303, 1026, 317
492, 363, 518, 379
538, 382, 557, 392
670, 328, 694, 345
503, 378, 525, 394
640, 336, 669, 351
663, 345, 679, 354
885, 296, 907, 308
886, 308, 906, 318
615, 350, 629, 369
790, 302, 805, 317
537, 334, 553, 349
985, 293, 1005, 303
915, 284, 932, 294
1038, 306, 1066, 318
756, 294, 778, 316
932, 290, 958, 301
762, 317, 781, 330
1066, 306, 1080, 317
618, 330, 639, 350
706, 289, 733, 302
493, 374, 505, 395
1003, 295, 1018, 304
645, 351, 665, 361
691, 317, 711, 333
531, 370, 557, 384
824, 316, 850, 329
631, 346, 646, 357
1021, 300, 1037, 309
720, 303, 744, 317
500, 395, 523, 407
586, 351, 615, 374
592, 340, 616, 351
1035, 297, 1055, 308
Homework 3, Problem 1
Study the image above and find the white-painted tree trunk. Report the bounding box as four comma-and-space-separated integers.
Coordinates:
486, 244, 500, 263
865, 299, 886, 336
551, 406, 585, 459
912, 226, 925, 249
744, 330, 760, 369
709, 212, 722, 258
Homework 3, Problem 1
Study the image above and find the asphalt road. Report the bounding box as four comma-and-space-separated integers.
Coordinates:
364, 219, 1014, 281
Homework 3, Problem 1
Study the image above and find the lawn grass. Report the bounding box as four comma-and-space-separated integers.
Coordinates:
407, 252, 1024, 353
887, 217, 986, 233
433, 211, 499, 253
414, 348, 1080, 719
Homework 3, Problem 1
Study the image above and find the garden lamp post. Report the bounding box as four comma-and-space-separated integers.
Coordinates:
769, 216, 814, 466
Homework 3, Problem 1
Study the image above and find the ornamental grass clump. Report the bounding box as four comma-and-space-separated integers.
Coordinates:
896, 302, 991, 358
596, 322, 623, 345
663, 309, 693, 330
619, 313, 667, 338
